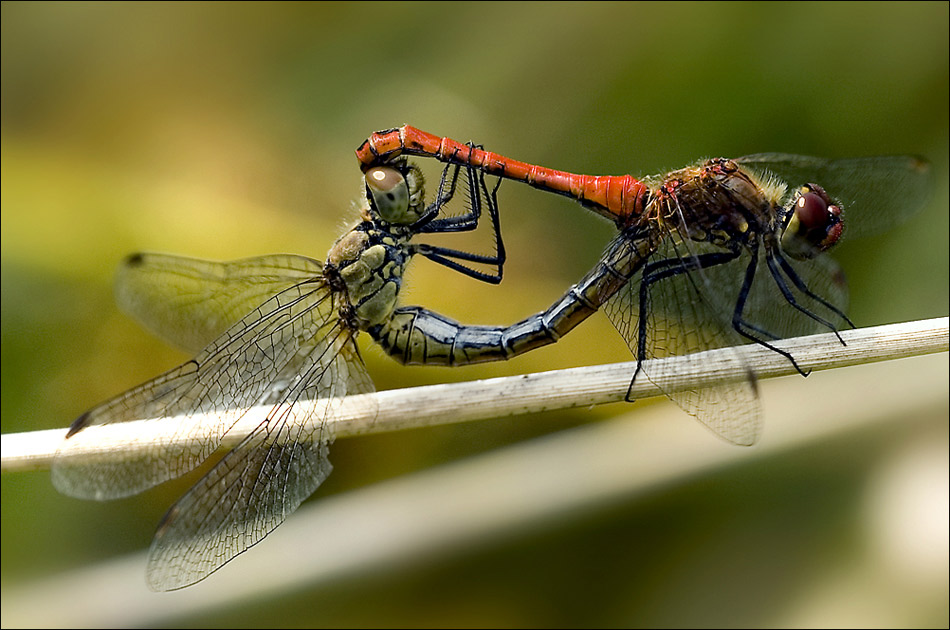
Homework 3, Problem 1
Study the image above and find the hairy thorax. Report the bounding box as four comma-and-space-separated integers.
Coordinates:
650, 158, 784, 248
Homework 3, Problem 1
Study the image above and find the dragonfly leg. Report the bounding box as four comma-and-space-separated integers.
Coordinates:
409, 161, 463, 229
762, 252, 846, 344
411, 161, 506, 284
770, 247, 855, 337
625, 250, 742, 402
416, 145, 496, 234
731, 245, 810, 376
413, 245, 506, 284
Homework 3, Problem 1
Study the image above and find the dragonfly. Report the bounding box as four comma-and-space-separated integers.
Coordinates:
356, 125, 933, 445
51, 155, 512, 591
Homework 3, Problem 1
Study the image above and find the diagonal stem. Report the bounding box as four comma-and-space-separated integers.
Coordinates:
2, 317, 947, 473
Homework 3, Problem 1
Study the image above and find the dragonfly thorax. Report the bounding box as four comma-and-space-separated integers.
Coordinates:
653, 158, 779, 248
325, 223, 413, 329
319, 161, 430, 330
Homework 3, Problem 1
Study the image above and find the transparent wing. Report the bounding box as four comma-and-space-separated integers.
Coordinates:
115, 253, 323, 353
145, 322, 375, 591
716, 244, 849, 341
737, 154, 933, 239
604, 235, 762, 446
603, 227, 850, 446
51, 260, 343, 499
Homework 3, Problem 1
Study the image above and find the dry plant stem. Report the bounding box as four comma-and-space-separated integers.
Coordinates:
2, 317, 947, 473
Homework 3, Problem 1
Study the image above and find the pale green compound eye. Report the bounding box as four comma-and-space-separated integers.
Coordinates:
365, 165, 411, 223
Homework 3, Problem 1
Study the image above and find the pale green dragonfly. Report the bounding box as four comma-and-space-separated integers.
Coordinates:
52, 157, 530, 590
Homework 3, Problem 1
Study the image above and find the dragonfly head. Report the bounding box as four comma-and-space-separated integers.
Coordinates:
364, 161, 426, 226
781, 183, 843, 259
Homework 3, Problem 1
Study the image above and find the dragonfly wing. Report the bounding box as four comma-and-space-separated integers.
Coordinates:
712, 245, 849, 341
115, 253, 323, 353
52, 271, 337, 499
603, 237, 762, 446
145, 323, 375, 591
737, 154, 933, 239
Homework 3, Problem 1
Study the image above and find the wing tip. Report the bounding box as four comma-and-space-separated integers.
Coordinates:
65, 411, 91, 438
123, 252, 147, 267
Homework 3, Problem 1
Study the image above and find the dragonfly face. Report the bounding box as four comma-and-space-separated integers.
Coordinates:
363, 163, 426, 225
326, 163, 424, 330
780, 183, 843, 260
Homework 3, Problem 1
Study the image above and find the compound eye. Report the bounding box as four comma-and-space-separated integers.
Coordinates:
365, 165, 410, 223
781, 187, 843, 259
795, 193, 831, 230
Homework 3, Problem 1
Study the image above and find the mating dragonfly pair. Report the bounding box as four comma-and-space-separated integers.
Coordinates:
52, 126, 931, 590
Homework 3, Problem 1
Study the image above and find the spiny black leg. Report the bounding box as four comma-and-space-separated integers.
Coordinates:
762, 252, 845, 344
417, 142, 493, 233
414, 162, 463, 229
731, 245, 809, 376
774, 250, 855, 331
624, 250, 742, 402
412, 165, 506, 283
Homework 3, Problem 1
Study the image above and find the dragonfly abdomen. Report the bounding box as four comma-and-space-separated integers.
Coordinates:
369, 231, 658, 366
357, 125, 650, 227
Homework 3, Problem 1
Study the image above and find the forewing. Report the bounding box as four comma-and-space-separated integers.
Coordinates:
145, 323, 376, 591
115, 253, 323, 353
737, 154, 932, 239
52, 268, 335, 500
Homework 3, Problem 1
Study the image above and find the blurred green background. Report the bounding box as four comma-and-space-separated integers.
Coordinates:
2, 2, 947, 627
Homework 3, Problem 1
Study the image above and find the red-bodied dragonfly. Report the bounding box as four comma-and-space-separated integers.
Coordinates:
52, 157, 509, 590
356, 125, 933, 445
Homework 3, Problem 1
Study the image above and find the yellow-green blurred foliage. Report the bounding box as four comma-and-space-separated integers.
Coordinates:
2, 2, 947, 626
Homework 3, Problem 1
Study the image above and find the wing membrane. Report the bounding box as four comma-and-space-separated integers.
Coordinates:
52, 262, 338, 499
115, 253, 323, 353
145, 322, 375, 591
604, 235, 761, 446
737, 154, 932, 239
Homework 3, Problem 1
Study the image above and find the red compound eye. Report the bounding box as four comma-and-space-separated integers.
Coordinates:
783, 188, 843, 259
795, 192, 829, 230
